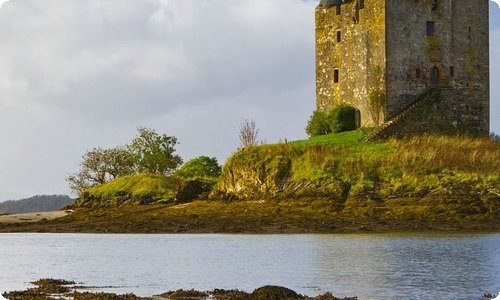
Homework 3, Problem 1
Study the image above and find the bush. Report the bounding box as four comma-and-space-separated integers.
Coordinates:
175, 156, 222, 179
306, 105, 357, 137
331, 104, 357, 132
306, 111, 330, 137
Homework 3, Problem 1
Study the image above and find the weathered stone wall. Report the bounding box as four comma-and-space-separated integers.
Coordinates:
315, 0, 387, 126
385, 0, 489, 134
316, 0, 489, 135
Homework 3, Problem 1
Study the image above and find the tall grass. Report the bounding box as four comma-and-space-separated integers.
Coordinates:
219, 130, 500, 198
389, 135, 500, 175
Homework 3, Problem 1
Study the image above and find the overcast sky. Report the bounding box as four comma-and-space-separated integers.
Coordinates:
0, 0, 498, 201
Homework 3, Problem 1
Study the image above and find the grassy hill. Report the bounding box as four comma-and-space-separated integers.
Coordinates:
216, 131, 499, 198
3, 131, 498, 233
74, 173, 216, 208
75, 174, 180, 207
209, 131, 500, 229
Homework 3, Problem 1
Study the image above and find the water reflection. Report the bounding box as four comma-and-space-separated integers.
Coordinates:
313, 234, 500, 299
0, 233, 498, 299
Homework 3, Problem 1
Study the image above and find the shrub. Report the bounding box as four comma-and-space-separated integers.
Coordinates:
306, 104, 357, 137
306, 111, 330, 137
331, 104, 357, 132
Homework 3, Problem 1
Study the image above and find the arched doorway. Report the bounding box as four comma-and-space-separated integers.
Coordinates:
431, 66, 439, 86
355, 109, 361, 128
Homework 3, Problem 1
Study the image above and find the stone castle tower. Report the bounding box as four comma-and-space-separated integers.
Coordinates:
315, 0, 490, 136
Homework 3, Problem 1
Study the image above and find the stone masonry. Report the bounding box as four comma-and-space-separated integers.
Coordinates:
316, 0, 490, 135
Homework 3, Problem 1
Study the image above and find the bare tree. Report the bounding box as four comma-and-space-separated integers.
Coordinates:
239, 120, 259, 147
67, 147, 136, 195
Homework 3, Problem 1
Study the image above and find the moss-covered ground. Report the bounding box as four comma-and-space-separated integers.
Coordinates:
78, 174, 180, 206
1, 195, 498, 233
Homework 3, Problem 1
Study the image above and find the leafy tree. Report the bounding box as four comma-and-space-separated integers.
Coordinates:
67, 147, 136, 194
127, 127, 182, 175
175, 156, 222, 179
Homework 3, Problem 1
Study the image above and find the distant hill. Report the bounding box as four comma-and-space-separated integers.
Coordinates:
0, 195, 74, 214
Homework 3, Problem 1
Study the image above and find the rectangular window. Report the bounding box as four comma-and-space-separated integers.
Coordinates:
359, 0, 365, 9
416, 68, 421, 79
449, 66, 455, 77
337, 30, 341, 42
426, 21, 435, 36
336, 5, 341, 15
334, 69, 339, 83
432, 0, 438, 11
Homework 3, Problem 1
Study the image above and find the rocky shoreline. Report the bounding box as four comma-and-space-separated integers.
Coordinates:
0, 199, 499, 234
2, 278, 356, 300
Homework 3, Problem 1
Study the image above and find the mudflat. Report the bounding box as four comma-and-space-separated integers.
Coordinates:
0, 200, 499, 234
0, 210, 71, 224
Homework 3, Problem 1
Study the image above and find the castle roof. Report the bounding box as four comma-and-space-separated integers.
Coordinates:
318, 0, 345, 7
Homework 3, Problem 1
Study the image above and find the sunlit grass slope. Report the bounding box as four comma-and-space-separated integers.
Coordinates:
42, 130, 498, 233
78, 174, 179, 207
217, 130, 500, 200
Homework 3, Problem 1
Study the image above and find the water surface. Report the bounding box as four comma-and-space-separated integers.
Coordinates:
0, 233, 498, 299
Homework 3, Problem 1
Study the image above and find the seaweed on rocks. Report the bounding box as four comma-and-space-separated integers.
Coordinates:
3, 279, 357, 300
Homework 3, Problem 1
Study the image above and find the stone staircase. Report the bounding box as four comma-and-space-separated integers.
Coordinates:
365, 88, 439, 141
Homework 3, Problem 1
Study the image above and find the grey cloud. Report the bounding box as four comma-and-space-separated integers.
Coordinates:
0, 0, 498, 200
0, 0, 317, 199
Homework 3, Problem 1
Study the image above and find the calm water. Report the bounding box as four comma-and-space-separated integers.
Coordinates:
0, 233, 499, 299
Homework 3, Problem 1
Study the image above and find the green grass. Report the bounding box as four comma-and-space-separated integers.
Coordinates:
84, 173, 179, 204
218, 130, 500, 201
291, 129, 367, 146
265, 129, 392, 157
64, 130, 500, 232
3, 130, 497, 234
290, 129, 393, 158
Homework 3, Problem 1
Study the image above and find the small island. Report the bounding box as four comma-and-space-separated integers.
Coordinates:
0, 0, 497, 235
0, 127, 498, 234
